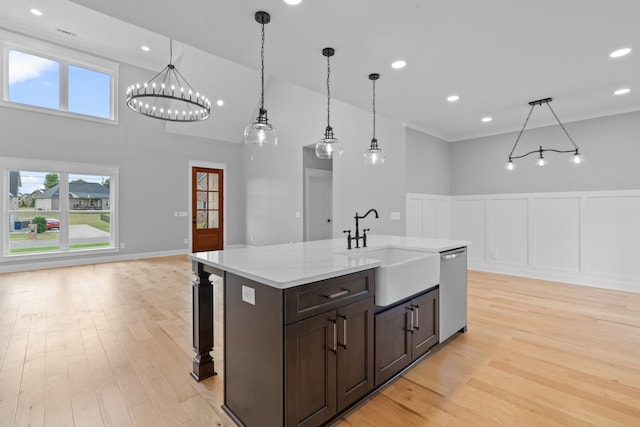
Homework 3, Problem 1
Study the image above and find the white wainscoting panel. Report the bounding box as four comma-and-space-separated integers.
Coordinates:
489, 198, 528, 266
452, 199, 486, 261
406, 194, 451, 239
532, 197, 581, 272
406, 191, 640, 292
585, 194, 640, 279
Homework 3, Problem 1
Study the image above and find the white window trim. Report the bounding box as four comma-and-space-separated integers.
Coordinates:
0, 29, 119, 124
0, 156, 119, 262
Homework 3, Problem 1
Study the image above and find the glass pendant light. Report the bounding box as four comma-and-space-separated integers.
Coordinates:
244, 11, 277, 147
535, 147, 547, 167
315, 47, 343, 159
363, 73, 386, 166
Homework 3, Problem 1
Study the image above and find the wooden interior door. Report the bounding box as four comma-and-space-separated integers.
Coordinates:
192, 167, 223, 252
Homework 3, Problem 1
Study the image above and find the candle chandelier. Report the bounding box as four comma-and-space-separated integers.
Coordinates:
125, 39, 210, 122
315, 47, 343, 159
505, 97, 582, 170
244, 11, 277, 147
363, 73, 385, 166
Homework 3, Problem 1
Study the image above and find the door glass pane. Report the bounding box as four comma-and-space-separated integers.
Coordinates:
197, 191, 207, 209
208, 191, 219, 210
208, 173, 219, 191
68, 65, 111, 119
196, 172, 207, 190
8, 49, 60, 110
208, 211, 219, 228
196, 211, 207, 229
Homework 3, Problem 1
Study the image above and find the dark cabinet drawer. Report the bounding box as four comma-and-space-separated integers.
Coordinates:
284, 269, 374, 324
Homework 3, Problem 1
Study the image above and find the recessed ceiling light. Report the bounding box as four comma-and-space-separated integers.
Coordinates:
217, 99, 224, 107
481, 117, 492, 123
391, 60, 406, 69
284, 0, 302, 5
447, 95, 460, 102
30, 8, 42, 16
141, 45, 150, 52
614, 88, 631, 95
609, 47, 632, 58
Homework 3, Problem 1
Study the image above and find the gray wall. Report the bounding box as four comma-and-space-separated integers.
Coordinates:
0, 63, 244, 269
450, 110, 640, 195
405, 127, 451, 195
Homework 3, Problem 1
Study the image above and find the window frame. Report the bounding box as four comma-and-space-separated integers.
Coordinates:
0, 157, 119, 261
0, 29, 119, 124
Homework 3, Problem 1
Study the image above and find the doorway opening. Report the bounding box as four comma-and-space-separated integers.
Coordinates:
303, 146, 333, 241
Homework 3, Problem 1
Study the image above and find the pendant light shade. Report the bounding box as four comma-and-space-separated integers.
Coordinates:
244, 11, 277, 147
316, 48, 343, 159
363, 73, 385, 166
126, 39, 210, 122
505, 97, 582, 170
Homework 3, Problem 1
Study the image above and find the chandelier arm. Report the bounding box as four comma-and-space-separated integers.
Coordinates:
172, 67, 199, 95
510, 147, 577, 160
546, 103, 579, 150
508, 104, 535, 159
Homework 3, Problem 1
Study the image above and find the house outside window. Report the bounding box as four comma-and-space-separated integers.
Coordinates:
1, 158, 118, 258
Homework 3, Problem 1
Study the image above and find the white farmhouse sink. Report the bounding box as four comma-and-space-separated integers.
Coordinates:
342, 247, 440, 306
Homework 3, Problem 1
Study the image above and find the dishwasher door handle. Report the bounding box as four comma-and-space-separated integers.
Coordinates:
442, 249, 466, 260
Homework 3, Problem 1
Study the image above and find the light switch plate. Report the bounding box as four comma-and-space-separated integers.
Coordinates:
242, 285, 256, 305
390, 211, 401, 220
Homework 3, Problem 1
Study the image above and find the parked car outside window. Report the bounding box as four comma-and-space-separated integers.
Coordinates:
46, 218, 60, 230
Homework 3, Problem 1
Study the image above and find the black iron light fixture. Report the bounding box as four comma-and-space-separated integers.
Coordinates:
363, 73, 385, 166
505, 97, 582, 170
244, 10, 277, 147
315, 47, 343, 159
126, 39, 210, 122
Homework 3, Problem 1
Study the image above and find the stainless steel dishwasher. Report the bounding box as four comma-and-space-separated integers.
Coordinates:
439, 247, 468, 342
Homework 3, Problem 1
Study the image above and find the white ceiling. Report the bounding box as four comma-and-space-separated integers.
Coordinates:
2, 0, 639, 143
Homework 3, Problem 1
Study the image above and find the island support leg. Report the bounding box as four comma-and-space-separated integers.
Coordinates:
190, 261, 217, 381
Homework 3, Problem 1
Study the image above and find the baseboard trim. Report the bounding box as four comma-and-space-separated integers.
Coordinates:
469, 260, 640, 293
0, 249, 189, 273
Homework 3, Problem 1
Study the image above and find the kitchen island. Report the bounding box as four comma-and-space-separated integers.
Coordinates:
188, 235, 469, 427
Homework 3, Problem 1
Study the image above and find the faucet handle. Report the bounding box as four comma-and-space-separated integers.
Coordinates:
363, 228, 370, 233
343, 229, 351, 235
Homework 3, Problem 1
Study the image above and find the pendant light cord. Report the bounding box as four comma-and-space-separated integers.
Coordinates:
508, 103, 534, 159
372, 79, 376, 140
260, 22, 265, 111
547, 103, 578, 150
326, 54, 331, 128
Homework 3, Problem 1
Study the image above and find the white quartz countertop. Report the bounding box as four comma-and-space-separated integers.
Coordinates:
189, 235, 470, 289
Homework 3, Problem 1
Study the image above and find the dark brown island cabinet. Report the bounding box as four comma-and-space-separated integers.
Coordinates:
374, 287, 439, 386
223, 269, 375, 427
216, 266, 441, 427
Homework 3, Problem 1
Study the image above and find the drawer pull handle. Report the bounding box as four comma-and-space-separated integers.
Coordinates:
325, 289, 350, 299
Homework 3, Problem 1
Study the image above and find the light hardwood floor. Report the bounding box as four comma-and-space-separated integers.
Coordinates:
1, 256, 639, 426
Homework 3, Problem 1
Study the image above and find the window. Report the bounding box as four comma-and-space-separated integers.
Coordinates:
2, 30, 118, 122
1, 158, 118, 258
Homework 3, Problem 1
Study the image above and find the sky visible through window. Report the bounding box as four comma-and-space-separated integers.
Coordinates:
16, 171, 109, 195
8, 49, 111, 118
